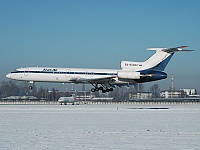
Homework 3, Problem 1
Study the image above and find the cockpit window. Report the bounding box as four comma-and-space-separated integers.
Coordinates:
11, 69, 17, 73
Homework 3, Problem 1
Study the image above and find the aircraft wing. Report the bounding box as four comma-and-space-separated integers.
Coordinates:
69, 76, 117, 84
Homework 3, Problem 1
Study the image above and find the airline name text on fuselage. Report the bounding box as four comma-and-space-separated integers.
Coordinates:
43, 68, 58, 72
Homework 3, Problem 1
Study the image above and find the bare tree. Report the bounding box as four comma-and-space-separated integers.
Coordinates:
0, 81, 19, 97
121, 86, 130, 101
112, 86, 122, 101
129, 84, 145, 93
138, 83, 145, 92
49, 87, 57, 101
150, 84, 160, 98
18, 81, 29, 96
37, 86, 49, 99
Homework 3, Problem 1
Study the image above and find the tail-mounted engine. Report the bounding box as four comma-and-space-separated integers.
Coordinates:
117, 71, 141, 79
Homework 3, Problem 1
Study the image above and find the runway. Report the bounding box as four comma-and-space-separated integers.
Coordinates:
0, 104, 200, 149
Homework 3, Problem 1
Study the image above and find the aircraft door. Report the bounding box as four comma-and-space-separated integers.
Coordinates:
85, 71, 88, 77
24, 68, 29, 76
66, 69, 71, 77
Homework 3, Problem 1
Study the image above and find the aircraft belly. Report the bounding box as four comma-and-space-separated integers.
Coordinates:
24, 74, 69, 83
115, 78, 137, 85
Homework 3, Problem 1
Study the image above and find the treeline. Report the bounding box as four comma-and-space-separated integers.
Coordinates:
0, 80, 161, 101
107, 83, 161, 101
0, 80, 63, 101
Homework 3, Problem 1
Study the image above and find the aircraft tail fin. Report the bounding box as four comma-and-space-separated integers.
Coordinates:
144, 46, 193, 71
121, 46, 193, 72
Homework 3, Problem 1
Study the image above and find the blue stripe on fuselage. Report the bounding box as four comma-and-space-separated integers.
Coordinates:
11, 70, 117, 76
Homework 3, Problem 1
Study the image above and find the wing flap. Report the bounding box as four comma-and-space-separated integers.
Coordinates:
69, 76, 117, 84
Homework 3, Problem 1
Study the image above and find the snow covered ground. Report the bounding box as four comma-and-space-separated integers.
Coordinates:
0, 104, 200, 150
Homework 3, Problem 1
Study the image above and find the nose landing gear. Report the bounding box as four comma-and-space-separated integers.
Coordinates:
29, 81, 34, 90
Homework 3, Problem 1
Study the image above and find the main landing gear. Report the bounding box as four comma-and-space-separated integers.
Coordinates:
91, 84, 114, 93
29, 81, 34, 90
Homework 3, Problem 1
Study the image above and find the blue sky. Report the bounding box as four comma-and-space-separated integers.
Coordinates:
0, 0, 200, 91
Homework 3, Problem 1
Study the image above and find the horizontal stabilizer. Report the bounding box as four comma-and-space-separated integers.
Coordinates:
147, 48, 164, 51
147, 46, 193, 53
69, 76, 116, 84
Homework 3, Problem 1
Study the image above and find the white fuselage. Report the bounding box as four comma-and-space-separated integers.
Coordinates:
6, 46, 191, 93
6, 67, 132, 85
58, 96, 76, 104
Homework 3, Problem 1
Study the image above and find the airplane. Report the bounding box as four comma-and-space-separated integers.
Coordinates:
6, 46, 193, 93
58, 94, 77, 105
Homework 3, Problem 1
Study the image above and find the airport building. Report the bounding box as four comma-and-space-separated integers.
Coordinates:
180, 89, 197, 96
2, 96, 38, 101
160, 90, 185, 98
76, 91, 91, 100
128, 88, 199, 100
160, 88, 198, 98
129, 92, 152, 100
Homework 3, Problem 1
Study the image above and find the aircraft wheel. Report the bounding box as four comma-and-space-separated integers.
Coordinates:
106, 89, 110, 92
91, 88, 96, 92
99, 87, 103, 90
110, 88, 113, 91
102, 89, 106, 93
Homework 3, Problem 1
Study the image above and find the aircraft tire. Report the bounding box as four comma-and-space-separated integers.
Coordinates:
102, 90, 106, 93
99, 87, 103, 90
91, 88, 96, 92
106, 89, 110, 92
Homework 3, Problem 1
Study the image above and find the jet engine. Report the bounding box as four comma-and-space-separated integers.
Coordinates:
117, 71, 141, 79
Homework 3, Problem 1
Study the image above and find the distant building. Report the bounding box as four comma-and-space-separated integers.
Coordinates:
129, 92, 152, 100
1, 96, 38, 100
180, 89, 197, 96
76, 91, 91, 100
160, 90, 185, 98
160, 88, 198, 98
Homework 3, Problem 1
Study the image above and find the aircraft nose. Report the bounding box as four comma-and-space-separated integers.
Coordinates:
6, 73, 11, 79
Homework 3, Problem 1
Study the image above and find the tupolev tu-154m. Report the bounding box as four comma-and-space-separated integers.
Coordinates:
6, 46, 193, 93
